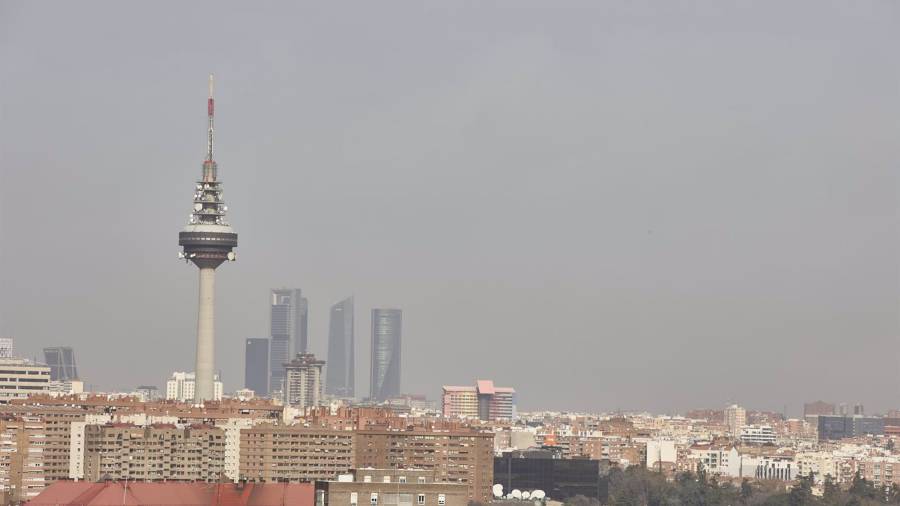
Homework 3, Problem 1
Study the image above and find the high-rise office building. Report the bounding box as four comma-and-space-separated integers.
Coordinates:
325, 297, 355, 398
244, 338, 269, 396
269, 289, 308, 396
370, 308, 401, 401
283, 353, 325, 409
43, 347, 78, 381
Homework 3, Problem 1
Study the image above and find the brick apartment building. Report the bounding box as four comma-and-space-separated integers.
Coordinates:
239, 424, 356, 482
355, 427, 494, 502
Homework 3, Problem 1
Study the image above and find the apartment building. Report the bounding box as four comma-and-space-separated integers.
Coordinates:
355, 427, 494, 502
239, 424, 355, 482
442, 380, 516, 421
0, 416, 46, 504
82, 424, 225, 482
315, 469, 468, 506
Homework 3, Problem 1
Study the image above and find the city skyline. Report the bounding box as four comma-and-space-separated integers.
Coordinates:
2, 1, 898, 413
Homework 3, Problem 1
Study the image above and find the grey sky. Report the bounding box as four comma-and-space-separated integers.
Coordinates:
1, 1, 898, 415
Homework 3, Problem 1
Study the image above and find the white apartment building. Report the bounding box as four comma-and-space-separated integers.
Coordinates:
165, 371, 222, 402
724, 404, 747, 436
740, 425, 776, 445
283, 353, 325, 410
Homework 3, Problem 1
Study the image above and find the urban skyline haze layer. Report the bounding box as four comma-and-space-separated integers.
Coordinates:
1, 1, 898, 415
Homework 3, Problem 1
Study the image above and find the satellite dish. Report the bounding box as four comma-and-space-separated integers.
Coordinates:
512, 490, 522, 499
532, 490, 546, 500
227, 252, 236, 261
522, 492, 531, 499
194, 203, 203, 211
492, 485, 503, 498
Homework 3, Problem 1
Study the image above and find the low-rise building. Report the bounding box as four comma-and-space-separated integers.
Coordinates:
315, 469, 469, 506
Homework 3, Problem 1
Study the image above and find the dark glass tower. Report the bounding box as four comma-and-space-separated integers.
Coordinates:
43, 347, 78, 381
325, 297, 354, 398
370, 308, 401, 401
244, 338, 269, 396
269, 289, 308, 395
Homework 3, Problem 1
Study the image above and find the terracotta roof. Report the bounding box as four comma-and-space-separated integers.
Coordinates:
27, 482, 314, 506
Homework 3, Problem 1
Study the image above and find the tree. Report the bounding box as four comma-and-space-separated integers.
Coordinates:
849, 471, 878, 501
788, 473, 815, 506
740, 478, 753, 503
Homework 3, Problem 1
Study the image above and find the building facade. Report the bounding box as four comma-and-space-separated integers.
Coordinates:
355, 427, 494, 502
42, 347, 79, 382
165, 371, 223, 402
724, 404, 746, 436
370, 309, 401, 401
325, 297, 355, 398
442, 380, 516, 420
245, 338, 270, 396
0, 358, 50, 403
284, 353, 326, 409
740, 425, 776, 445
82, 424, 225, 482
0, 338, 12, 359
315, 469, 469, 506
270, 289, 308, 396
239, 424, 355, 482
0, 416, 46, 504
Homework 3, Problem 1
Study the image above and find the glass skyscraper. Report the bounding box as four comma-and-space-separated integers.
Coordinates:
325, 297, 354, 398
244, 338, 269, 396
370, 308, 401, 401
43, 346, 78, 381
269, 289, 308, 396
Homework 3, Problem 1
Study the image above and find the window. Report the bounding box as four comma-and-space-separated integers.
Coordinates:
399, 476, 407, 484
383, 476, 391, 483
364, 475, 372, 483
417, 477, 426, 484
351, 493, 358, 506
438, 495, 445, 506
371, 494, 378, 506
417, 495, 425, 505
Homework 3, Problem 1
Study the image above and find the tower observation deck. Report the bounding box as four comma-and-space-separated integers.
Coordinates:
178, 75, 237, 403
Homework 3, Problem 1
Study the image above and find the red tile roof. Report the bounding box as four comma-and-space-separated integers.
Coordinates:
27, 482, 314, 506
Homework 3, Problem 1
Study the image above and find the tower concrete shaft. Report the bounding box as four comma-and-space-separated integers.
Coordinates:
194, 267, 216, 401
178, 75, 237, 403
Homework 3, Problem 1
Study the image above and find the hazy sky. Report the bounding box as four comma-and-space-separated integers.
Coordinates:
2, 1, 898, 415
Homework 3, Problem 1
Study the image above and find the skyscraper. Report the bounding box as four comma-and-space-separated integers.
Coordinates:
269, 289, 308, 396
370, 308, 401, 401
43, 346, 78, 381
244, 338, 269, 396
177, 75, 237, 402
325, 297, 355, 398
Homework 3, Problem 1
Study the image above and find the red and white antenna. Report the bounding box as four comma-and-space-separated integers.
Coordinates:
207, 74, 215, 162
